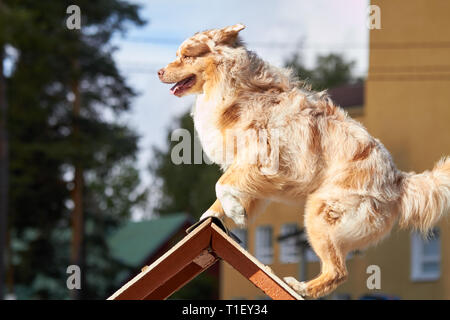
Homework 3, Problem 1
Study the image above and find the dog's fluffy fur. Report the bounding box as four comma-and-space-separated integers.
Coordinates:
159, 24, 450, 298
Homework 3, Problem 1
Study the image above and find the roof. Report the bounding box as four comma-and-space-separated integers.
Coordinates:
108, 213, 192, 268
327, 82, 364, 108
108, 217, 303, 300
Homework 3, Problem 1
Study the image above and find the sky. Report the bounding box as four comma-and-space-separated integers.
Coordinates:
112, 0, 370, 218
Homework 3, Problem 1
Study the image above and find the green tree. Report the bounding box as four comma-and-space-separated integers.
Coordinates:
1, 0, 147, 299
285, 52, 359, 91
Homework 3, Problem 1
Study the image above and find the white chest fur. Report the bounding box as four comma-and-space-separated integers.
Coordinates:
192, 94, 225, 165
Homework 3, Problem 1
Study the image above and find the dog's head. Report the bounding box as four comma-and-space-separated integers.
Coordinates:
158, 24, 246, 97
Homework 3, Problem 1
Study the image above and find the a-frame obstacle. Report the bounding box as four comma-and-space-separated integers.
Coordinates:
108, 217, 303, 300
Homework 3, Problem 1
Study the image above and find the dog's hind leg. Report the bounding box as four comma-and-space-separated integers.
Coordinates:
284, 198, 348, 298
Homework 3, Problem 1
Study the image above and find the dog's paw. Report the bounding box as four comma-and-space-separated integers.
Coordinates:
199, 210, 221, 221
215, 184, 247, 227
283, 277, 308, 296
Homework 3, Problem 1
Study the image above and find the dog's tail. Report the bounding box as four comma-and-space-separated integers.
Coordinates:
398, 156, 450, 234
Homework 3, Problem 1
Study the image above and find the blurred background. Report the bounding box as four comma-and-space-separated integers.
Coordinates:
0, 0, 449, 300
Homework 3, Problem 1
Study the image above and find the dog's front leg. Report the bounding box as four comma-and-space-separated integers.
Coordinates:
215, 183, 248, 227
199, 199, 225, 221
200, 165, 270, 227
199, 195, 266, 228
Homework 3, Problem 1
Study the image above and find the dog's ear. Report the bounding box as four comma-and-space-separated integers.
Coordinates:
215, 23, 246, 46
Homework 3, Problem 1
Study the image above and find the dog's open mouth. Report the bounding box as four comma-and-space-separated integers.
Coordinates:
170, 75, 196, 96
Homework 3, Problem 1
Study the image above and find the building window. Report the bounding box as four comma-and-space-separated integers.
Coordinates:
255, 225, 273, 264
411, 228, 441, 282
231, 228, 247, 250
306, 247, 320, 263
279, 224, 300, 263
306, 248, 355, 263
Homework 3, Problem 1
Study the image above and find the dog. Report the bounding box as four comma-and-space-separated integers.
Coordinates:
158, 24, 450, 298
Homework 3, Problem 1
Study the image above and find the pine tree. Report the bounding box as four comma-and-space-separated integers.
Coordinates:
1, 0, 146, 299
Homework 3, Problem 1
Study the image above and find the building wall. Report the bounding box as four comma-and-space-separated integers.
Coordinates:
360, 0, 450, 299
221, 202, 305, 299
220, 0, 450, 300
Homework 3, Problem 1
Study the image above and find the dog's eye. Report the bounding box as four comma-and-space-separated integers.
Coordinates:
182, 55, 195, 63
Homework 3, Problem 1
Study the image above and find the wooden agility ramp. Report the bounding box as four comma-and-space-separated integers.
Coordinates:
108, 217, 302, 300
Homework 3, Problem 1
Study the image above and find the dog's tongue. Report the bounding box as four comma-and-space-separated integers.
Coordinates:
170, 82, 183, 95
170, 76, 194, 96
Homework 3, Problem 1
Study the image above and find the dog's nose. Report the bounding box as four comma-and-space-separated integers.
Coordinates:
157, 68, 165, 78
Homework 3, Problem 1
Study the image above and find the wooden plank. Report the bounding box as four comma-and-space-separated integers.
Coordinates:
108, 218, 213, 300
193, 250, 217, 268
210, 223, 303, 300
144, 252, 218, 300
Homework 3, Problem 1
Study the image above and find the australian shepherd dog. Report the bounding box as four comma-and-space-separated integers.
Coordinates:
158, 24, 450, 298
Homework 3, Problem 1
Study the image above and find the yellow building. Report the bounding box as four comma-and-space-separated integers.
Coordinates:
220, 0, 450, 300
